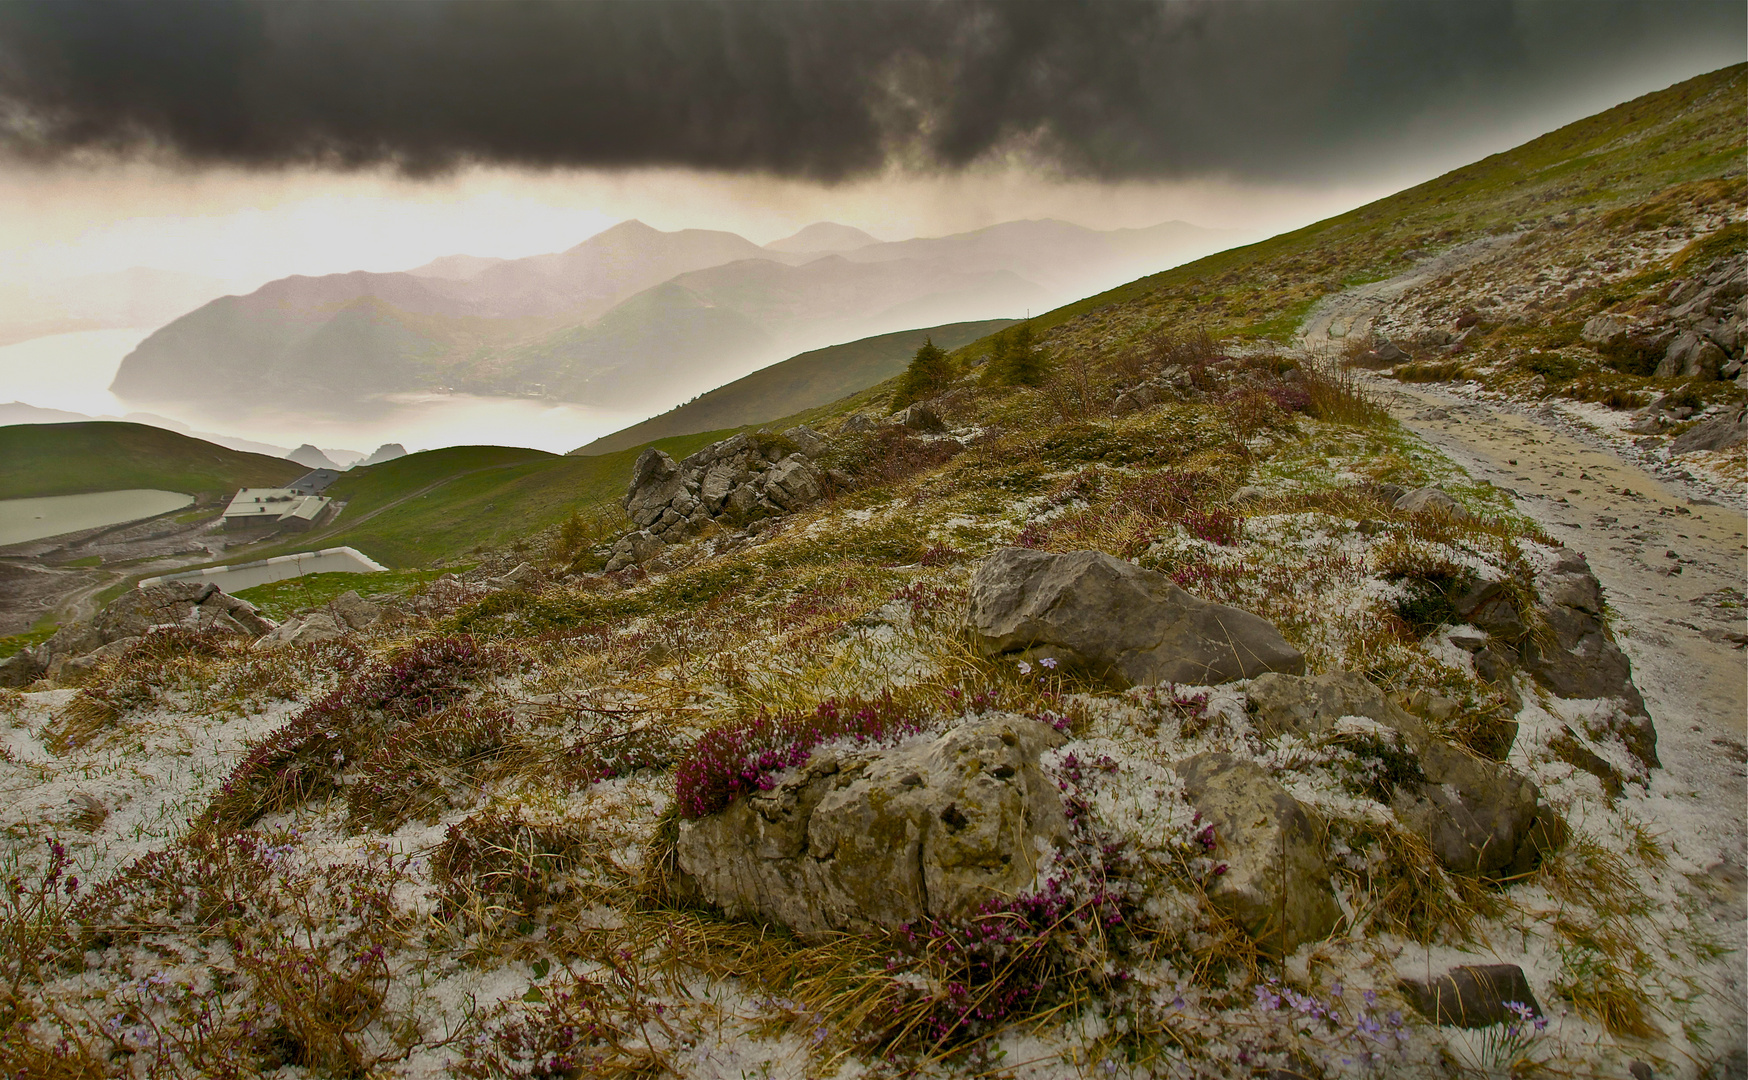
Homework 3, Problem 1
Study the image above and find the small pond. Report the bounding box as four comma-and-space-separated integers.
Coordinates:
0, 489, 195, 546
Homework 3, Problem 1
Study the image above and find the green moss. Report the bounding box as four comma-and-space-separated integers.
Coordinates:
0, 619, 57, 660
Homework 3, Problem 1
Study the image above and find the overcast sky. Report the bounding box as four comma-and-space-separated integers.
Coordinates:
1, 0, 1740, 289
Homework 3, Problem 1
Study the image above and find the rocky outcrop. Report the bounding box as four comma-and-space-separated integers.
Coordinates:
8, 582, 278, 685
254, 589, 382, 651
967, 548, 1304, 686
1520, 549, 1655, 767
1669, 402, 1748, 454
609, 426, 833, 571
674, 718, 1069, 939
1176, 753, 1341, 954
1248, 670, 1562, 876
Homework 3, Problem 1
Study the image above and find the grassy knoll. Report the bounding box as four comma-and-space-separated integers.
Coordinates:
236, 433, 730, 569
574, 318, 1014, 455
0, 421, 302, 500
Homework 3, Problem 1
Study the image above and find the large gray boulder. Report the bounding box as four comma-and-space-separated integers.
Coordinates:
622, 449, 690, 530
1519, 550, 1655, 768
603, 530, 665, 573
254, 611, 344, 650
674, 718, 1069, 939
781, 425, 831, 458
968, 548, 1304, 687
891, 402, 947, 433
613, 430, 833, 554
1248, 670, 1560, 876
1176, 753, 1340, 954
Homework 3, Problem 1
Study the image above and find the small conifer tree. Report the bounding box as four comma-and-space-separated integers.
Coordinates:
981, 322, 1049, 387
891, 337, 952, 409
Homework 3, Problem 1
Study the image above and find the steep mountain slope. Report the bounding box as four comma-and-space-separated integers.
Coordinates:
573, 318, 1013, 454
988, 65, 1745, 360
0, 421, 303, 500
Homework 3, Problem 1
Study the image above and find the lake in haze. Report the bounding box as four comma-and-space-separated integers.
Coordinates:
0, 489, 195, 546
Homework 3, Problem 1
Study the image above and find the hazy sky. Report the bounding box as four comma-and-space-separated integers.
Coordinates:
0, 0, 1741, 289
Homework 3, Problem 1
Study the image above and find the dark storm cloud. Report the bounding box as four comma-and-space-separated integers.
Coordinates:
0, 0, 1738, 181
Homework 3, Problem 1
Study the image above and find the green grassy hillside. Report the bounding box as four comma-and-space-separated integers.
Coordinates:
0, 421, 303, 501
573, 318, 1015, 455
942, 63, 1746, 366
238, 433, 730, 568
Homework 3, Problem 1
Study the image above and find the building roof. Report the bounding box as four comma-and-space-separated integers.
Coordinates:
223, 488, 330, 523
288, 469, 341, 495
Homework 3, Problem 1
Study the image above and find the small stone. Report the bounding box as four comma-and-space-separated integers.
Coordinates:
1398, 964, 1542, 1028
1393, 486, 1470, 519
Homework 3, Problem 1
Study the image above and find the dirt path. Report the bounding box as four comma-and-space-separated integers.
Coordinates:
1373, 378, 1746, 755
1299, 234, 1519, 344
1298, 258, 1747, 877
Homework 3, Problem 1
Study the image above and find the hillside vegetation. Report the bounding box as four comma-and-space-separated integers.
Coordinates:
574, 318, 1014, 455
0, 69, 1741, 1080
0, 421, 303, 501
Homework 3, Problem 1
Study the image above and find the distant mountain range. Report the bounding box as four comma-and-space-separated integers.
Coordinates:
108, 217, 1241, 418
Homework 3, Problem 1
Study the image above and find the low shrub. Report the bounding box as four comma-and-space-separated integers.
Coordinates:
674, 694, 928, 819
203, 635, 502, 833
430, 806, 592, 930
345, 705, 519, 831
1391, 361, 1469, 383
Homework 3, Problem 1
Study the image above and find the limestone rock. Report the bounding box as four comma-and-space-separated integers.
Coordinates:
1399, 964, 1542, 1028
762, 455, 825, 511
40, 582, 275, 668
1656, 331, 1726, 379
1580, 315, 1628, 346
1175, 753, 1340, 953
328, 590, 383, 630
891, 402, 947, 433
1248, 670, 1559, 876
604, 529, 665, 573
1393, 486, 1469, 519
0, 648, 45, 688
968, 548, 1304, 687
781, 425, 831, 458
48, 636, 144, 682
1520, 550, 1655, 767
838, 414, 881, 434
255, 611, 345, 650
675, 718, 1069, 939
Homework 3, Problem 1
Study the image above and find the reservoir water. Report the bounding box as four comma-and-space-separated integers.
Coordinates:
0, 489, 194, 546
138, 546, 389, 592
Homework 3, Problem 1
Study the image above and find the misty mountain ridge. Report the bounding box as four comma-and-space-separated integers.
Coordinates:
108, 216, 1238, 419
763, 221, 882, 253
